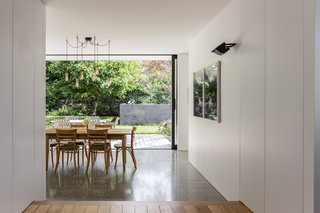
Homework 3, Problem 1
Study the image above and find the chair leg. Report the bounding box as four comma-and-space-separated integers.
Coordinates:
73, 151, 77, 174
110, 149, 113, 161
82, 145, 85, 165
67, 152, 69, 165
54, 149, 60, 174
94, 152, 97, 163
50, 148, 54, 167
62, 151, 64, 167
104, 150, 108, 174
114, 148, 119, 169
85, 142, 88, 157
131, 149, 137, 169
91, 151, 94, 168
86, 150, 91, 174
77, 150, 80, 169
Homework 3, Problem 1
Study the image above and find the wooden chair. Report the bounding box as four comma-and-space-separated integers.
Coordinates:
110, 117, 120, 126
64, 116, 79, 121
114, 127, 137, 169
70, 124, 87, 165
50, 119, 70, 167
54, 129, 79, 174
95, 123, 114, 161
86, 129, 110, 174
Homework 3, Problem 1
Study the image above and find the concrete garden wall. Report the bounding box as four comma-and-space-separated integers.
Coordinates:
120, 104, 171, 124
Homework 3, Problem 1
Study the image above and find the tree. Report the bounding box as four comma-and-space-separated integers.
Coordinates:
46, 59, 172, 116
46, 60, 145, 115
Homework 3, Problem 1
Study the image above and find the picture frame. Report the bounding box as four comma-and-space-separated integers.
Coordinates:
193, 61, 221, 122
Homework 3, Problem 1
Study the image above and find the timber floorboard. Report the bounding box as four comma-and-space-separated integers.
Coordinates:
23, 201, 252, 213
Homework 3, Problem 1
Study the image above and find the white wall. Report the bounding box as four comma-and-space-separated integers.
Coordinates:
189, 0, 241, 200
0, 0, 14, 212
188, 0, 314, 212
0, 0, 46, 212
315, 0, 320, 212
177, 53, 189, 151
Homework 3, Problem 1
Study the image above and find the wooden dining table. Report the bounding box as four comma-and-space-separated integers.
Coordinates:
46, 128, 132, 172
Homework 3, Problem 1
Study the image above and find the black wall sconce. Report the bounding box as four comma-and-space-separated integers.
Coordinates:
212, 42, 236, 55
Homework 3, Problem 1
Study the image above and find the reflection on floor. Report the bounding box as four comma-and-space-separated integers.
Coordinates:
47, 150, 225, 201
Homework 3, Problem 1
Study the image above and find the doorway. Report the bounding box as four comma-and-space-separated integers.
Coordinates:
46, 54, 178, 150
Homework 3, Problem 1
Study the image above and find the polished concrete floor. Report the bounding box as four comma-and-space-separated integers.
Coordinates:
46, 150, 225, 201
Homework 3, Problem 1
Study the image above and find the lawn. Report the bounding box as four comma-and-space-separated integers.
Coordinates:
46, 116, 160, 134
116, 125, 160, 134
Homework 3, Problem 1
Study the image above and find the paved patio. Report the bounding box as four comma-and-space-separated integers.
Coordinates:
111, 134, 171, 150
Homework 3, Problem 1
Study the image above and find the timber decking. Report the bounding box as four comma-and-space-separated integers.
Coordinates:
23, 201, 252, 213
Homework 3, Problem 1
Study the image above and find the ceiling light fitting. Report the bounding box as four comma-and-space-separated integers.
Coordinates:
65, 36, 111, 87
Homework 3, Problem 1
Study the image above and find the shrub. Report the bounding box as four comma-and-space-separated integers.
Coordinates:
159, 119, 172, 136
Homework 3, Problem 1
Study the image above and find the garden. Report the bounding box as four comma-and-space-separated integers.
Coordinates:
46, 60, 172, 136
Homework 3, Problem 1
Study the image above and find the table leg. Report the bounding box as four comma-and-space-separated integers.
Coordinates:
46, 134, 49, 171
122, 135, 126, 172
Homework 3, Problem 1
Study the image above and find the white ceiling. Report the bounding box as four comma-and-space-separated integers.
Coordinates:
46, 0, 230, 54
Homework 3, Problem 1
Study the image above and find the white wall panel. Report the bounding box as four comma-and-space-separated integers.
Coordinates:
0, 0, 13, 212
13, 0, 36, 211
188, 0, 241, 200
0, 0, 46, 212
303, 0, 315, 212
188, 0, 314, 212
33, 0, 46, 199
239, 0, 265, 211
177, 53, 189, 151
315, 0, 320, 212
265, 0, 304, 212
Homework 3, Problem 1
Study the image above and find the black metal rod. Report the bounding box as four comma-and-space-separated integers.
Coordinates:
46, 53, 175, 57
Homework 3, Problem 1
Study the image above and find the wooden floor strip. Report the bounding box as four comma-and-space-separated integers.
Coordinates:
73, 205, 86, 213
147, 205, 161, 213
60, 205, 74, 213
24, 204, 40, 213
159, 205, 173, 213
48, 205, 63, 213
134, 205, 147, 213
85, 205, 99, 213
110, 205, 122, 213
171, 205, 185, 213
97, 205, 110, 213
122, 205, 134, 213
23, 201, 252, 213
183, 205, 198, 213
34, 204, 51, 213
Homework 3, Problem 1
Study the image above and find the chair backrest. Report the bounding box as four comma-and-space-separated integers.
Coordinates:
95, 123, 113, 129
56, 128, 77, 147
64, 116, 79, 121
70, 123, 87, 129
130, 127, 137, 148
87, 129, 108, 146
52, 119, 70, 128
110, 117, 120, 125
86, 116, 100, 121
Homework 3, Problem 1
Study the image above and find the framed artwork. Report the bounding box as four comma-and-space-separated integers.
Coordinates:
193, 70, 204, 118
193, 61, 221, 122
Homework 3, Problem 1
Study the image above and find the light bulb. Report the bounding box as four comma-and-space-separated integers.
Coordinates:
76, 78, 79, 88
